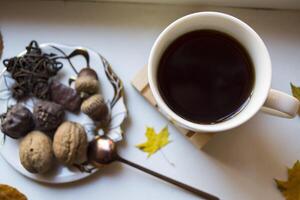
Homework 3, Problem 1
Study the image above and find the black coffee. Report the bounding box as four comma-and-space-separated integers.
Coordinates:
157, 30, 254, 124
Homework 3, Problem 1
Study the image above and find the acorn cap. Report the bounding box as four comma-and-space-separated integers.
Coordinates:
81, 94, 108, 121
78, 68, 98, 80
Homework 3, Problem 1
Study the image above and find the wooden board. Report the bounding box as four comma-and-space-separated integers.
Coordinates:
131, 66, 214, 149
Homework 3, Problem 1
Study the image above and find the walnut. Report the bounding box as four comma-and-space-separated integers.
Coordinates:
19, 131, 54, 174
53, 121, 88, 165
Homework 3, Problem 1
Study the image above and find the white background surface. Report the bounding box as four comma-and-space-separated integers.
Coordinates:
101, 0, 300, 10
0, 1, 300, 200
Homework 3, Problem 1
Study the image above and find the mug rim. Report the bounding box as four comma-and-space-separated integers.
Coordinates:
148, 11, 271, 132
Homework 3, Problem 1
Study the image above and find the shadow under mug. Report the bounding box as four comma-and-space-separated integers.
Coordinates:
148, 12, 300, 133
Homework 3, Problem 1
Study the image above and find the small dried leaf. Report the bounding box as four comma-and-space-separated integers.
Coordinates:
275, 160, 300, 200
136, 126, 171, 158
290, 83, 300, 101
0, 184, 27, 200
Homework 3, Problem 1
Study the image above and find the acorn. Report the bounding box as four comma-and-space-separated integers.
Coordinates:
75, 68, 99, 95
81, 94, 108, 121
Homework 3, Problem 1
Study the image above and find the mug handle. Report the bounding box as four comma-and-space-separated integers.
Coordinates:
262, 89, 300, 118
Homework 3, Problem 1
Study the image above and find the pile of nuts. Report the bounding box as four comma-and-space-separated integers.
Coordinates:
1, 63, 109, 174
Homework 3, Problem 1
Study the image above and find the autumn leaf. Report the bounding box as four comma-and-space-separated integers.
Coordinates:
0, 184, 27, 200
136, 126, 171, 158
290, 83, 300, 101
275, 160, 300, 200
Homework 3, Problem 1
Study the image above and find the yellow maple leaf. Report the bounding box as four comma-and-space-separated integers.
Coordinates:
136, 126, 171, 158
275, 160, 300, 200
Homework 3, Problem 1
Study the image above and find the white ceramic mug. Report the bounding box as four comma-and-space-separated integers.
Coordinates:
148, 12, 300, 133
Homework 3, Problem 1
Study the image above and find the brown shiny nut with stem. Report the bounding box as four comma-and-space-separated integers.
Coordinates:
81, 94, 109, 122
75, 68, 99, 95
53, 121, 88, 165
88, 136, 117, 167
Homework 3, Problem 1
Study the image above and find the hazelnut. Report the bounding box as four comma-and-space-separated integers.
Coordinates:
81, 94, 108, 121
75, 68, 99, 95
19, 131, 54, 174
53, 121, 88, 165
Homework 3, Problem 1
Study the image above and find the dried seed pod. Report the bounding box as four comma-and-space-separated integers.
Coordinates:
19, 131, 54, 174
81, 94, 108, 121
1, 104, 34, 139
53, 121, 88, 165
33, 100, 64, 132
75, 68, 99, 95
50, 81, 82, 113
